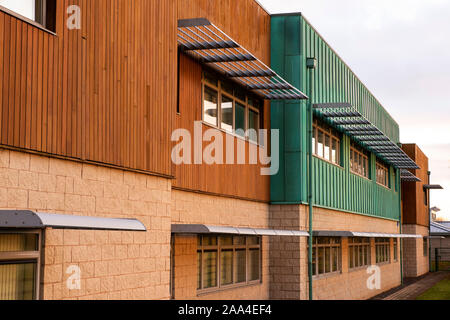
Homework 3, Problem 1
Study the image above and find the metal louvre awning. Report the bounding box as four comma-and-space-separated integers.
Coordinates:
314, 230, 422, 238
351, 232, 422, 239
177, 18, 307, 100
171, 224, 309, 237
313, 103, 419, 169
0, 210, 146, 231
401, 169, 421, 182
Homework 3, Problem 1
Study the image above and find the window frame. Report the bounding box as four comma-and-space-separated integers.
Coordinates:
423, 238, 428, 257
311, 237, 342, 277
0, 0, 56, 35
201, 71, 263, 146
348, 237, 371, 270
393, 238, 398, 262
350, 142, 370, 179
312, 119, 341, 167
0, 229, 42, 300
376, 160, 390, 188
196, 235, 262, 294
375, 238, 391, 264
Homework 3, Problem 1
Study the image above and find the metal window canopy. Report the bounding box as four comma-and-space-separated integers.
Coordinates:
400, 169, 421, 182
423, 184, 443, 190
314, 230, 422, 238
313, 103, 419, 169
0, 210, 146, 231
171, 224, 309, 237
177, 18, 307, 100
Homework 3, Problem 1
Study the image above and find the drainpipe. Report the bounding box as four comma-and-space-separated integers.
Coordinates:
306, 57, 317, 301
398, 168, 404, 285
428, 171, 431, 272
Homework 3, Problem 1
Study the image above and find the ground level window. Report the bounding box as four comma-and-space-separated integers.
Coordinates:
0, 231, 41, 300
197, 235, 261, 292
311, 237, 341, 276
375, 238, 390, 264
423, 238, 428, 257
349, 237, 371, 269
393, 238, 398, 261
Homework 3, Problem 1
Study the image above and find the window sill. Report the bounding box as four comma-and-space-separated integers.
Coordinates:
201, 121, 266, 149
312, 155, 343, 170
349, 265, 371, 273
197, 280, 262, 297
350, 172, 371, 181
0, 5, 57, 36
376, 261, 391, 266
376, 183, 392, 190
312, 271, 342, 280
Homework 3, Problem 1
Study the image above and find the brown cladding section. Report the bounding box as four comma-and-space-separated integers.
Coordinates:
173, 54, 270, 202
173, 0, 271, 201
401, 144, 429, 227
0, 0, 177, 177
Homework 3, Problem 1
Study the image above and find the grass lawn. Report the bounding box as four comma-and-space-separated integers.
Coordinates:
416, 275, 450, 300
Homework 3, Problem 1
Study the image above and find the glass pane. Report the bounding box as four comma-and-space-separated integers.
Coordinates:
221, 81, 233, 95
0, 234, 38, 252
203, 86, 218, 126
235, 249, 246, 283
220, 250, 233, 286
202, 236, 217, 246
203, 251, 217, 289
359, 246, 363, 266
219, 236, 233, 246
312, 128, 316, 155
0, 263, 36, 300
204, 72, 218, 86
318, 247, 324, 274
248, 109, 259, 143
324, 135, 330, 161
331, 139, 337, 164
233, 236, 246, 246
248, 249, 260, 281
332, 247, 338, 272
221, 95, 233, 133
317, 131, 324, 158
349, 246, 354, 269
247, 237, 260, 246
325, 247, 331, 273
197, 251, 202, 289
0, 0, 36, 21
235, 89, 246, 103
235, 102, 246, 137
312, 247, 316, 276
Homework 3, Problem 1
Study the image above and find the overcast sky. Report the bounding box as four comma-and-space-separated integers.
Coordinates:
260, 0, 450, 220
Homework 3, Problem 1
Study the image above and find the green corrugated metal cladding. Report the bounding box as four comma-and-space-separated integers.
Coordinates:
270, 13, 401, 221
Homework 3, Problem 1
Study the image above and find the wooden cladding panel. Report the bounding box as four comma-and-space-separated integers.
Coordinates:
0, 0, 177, 176
173, 54, 270, 202
177, 0, 270, 65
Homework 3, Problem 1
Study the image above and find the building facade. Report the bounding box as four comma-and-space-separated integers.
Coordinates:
0, 1, 422, 300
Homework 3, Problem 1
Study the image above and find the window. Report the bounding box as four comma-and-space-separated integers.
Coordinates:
349, 238, 371, 269
375, 238, 390, 264
312, 119, 341, 166
423, 238, 428, 257
376, 160, 389, 188
311, 237, 341, 276
393, 238, 398, 261
350, 142, 370, 179
202, 72, 263, 144
0, 231, 41, 300
0, 0, 56, 32
197, 235, 261, 292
